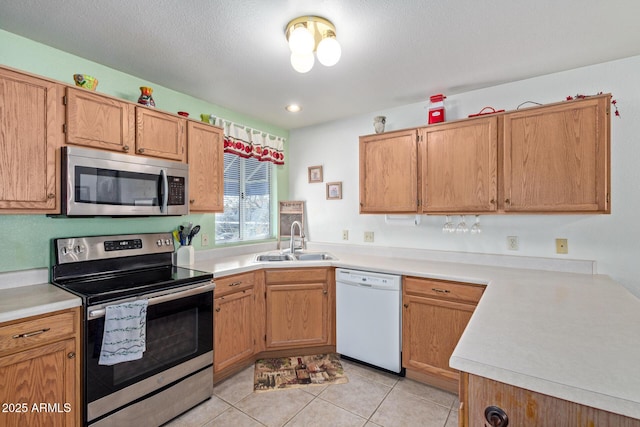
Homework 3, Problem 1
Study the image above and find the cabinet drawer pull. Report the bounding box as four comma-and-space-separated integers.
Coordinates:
431, 288, 451, 294
229, 281, 242, 287
67, 352, 76, 359
13, 328, 50, 339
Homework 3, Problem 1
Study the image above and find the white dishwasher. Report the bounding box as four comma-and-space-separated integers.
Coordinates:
336, 268, 403, 374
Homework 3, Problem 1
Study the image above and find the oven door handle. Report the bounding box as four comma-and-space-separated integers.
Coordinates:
88, 282, 215, 319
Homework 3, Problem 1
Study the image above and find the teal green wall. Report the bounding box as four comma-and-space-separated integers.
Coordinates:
0, 30, 290, 273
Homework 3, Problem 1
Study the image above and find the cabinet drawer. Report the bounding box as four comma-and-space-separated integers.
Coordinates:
0, 309, 77, 355
404, 277, 485, 304
265, 268, 328, 284
215, 272, 255, 297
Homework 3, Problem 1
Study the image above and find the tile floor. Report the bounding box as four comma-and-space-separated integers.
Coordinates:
164, 359, 459, 427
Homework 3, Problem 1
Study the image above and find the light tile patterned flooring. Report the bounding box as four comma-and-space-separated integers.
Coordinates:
164, 359, 459, 427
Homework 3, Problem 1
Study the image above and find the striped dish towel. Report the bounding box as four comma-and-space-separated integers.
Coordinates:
99, 299, 148, 366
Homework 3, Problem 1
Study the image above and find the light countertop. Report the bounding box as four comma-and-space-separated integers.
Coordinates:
0, 283, 81, 323
193, 245, 640, 420
2, 243, 638, 419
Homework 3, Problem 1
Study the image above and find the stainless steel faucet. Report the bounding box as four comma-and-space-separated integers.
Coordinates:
290, 220, 305, 254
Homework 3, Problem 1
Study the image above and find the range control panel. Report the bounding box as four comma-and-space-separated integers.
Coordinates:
55, 232, 174, 264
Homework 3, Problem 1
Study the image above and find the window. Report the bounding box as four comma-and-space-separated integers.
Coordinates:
215, 153, 273, 242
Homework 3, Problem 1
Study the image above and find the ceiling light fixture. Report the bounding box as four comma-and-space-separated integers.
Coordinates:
285, 104, 302, 113
285, 16, 341, 73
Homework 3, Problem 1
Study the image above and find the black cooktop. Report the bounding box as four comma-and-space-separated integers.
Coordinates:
54, 265, 213, 305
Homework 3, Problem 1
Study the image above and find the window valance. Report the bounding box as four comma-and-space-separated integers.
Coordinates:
214, 118, 285, 165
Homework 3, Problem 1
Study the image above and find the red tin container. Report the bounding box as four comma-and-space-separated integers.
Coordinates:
428, 94, 446, 124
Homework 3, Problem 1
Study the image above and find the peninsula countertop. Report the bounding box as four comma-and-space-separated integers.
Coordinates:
192, 245, 640, 420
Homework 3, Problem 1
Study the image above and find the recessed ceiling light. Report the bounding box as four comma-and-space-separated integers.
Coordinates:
285, 104, 302, 113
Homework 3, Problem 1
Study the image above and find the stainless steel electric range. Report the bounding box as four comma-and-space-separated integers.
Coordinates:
51, 232, 214, 427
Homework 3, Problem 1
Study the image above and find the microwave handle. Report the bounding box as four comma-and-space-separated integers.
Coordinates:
160, 169, 169, 213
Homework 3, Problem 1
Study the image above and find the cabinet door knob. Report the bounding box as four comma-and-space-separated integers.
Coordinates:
138, 148, 145, 154
505, 198, 511, 205
490, 199, 496, 204
47, 193, 55, 199
123, 145, 130, 152
485, 406, 509, 427
67, 352, 76, 359
190, 199, 195, 204
403, 304, 409, 308
215, 307, 221, 312
323, 290, 328, 295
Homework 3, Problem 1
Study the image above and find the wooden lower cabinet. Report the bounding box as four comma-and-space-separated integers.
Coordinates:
265, 268, 335, 349
213, 272, 263, 375
402, 277, 484, 393
0, 308, 81, 427
460, 373, 640, 427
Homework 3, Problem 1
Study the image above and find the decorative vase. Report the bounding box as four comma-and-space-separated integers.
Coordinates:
138, 86, 155, 107
374, 116, 386, 133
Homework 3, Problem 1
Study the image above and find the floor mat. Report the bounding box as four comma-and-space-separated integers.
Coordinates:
254, 353, 348, 392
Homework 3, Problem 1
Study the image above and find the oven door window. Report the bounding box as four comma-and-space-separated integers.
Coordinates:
85, 291, 213, 403
75, 166, 161, 207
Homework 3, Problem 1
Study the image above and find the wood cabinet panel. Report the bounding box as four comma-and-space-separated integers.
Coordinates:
135, 107, 186, 161
359, 129, 418, 213
0, 338, 77, 427
464, 374, 640, 427
503, 95, 610, 213
265, 268, 328, 284
402, 277, 483, 392
214, 288, 255, 372
0, 310, 77, 354
402, 295, 475, 381
215, 272, 255, 298
187, 122, 224, 212
404, 277, 484, 304
0, 308, 80, 427
265, 282, 328, 349
65, 87, 136, 153
420, 117, 498, 213
0, 67, 61, 212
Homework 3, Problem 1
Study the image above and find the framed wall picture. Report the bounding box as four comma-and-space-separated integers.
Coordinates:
326, 182, 342, 200
308, 165, 323, 183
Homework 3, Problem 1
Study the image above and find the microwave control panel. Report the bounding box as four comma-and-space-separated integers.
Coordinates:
168, 176, 186, 205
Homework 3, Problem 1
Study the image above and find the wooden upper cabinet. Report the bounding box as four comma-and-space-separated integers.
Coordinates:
65, 87, 136, 153
502, 95, 610, 213
420, 116, 498, 213
187, 122, 224, 212
0, 67, 62, 213
136, 107, 186, 161
359, 129, 418, 213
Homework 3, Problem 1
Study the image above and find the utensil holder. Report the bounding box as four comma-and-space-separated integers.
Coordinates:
174, 246, 194, 266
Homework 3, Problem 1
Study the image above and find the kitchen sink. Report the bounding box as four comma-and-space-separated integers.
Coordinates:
255, 254, 295, 262
293, 252, 336, 261
254, 251, 336, 262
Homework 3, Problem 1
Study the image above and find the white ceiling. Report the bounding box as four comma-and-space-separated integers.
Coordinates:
1, 0, 639, 130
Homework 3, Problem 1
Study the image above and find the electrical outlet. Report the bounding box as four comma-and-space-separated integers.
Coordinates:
201, 233, 210, 247
556, 238, 568, 254
507, 236, 519, 251
342, 230, 349, 240
364, 231, 374, 243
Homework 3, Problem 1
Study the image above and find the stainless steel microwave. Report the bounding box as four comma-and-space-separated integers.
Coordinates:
61, 146, 189, 216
